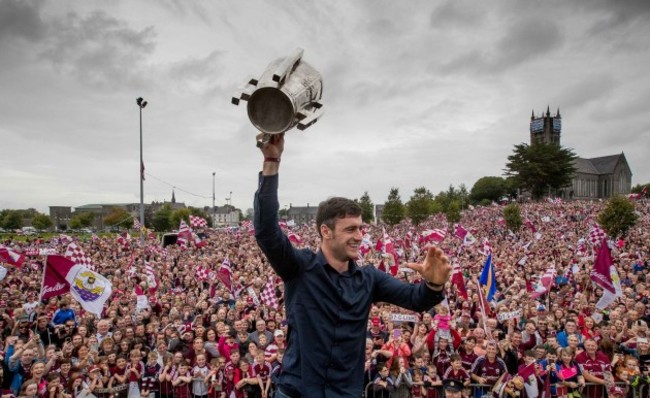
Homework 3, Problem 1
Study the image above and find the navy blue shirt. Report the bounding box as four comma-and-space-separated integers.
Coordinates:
254, 173, 445, 398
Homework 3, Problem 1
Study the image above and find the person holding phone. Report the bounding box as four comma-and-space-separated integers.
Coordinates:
254, 133, 451, 398
380, 328, 411, 371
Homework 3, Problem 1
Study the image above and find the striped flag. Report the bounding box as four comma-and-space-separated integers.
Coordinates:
133, 218, 142, 231
0, 245, 25, 268
419, 229, 446, 243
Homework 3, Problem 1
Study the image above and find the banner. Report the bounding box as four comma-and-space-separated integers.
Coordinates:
247, 286, 261, 306
497, 309, 523, 322
390, 313, 418, 323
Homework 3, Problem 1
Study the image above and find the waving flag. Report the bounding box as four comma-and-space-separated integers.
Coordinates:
0, 245, 25, 268
189, 215, 208, 228
41, 256, 112, 317
133, 218, 142, 231
479, 254, 497, 301
481, 238, 493, 256
64, 243, 96, 271
451, 263, 468, 300
260, 278, 280, 310
419, 229, 446, 243
588, 224, 607, 247
454, 224, 468, 239
217, 258, 233, 292
590, 239, 616, 294
596, 263, 623, 310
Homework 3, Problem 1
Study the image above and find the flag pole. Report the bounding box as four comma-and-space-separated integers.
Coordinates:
39, 255, 48, 301
476, 278, 491, 340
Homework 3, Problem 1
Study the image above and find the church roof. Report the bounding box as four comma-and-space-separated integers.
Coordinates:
573, 158, 599, 174
574, 153, 625, 175
588, 154, 623, 174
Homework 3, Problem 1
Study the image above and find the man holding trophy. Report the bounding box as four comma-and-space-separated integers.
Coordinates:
236, 49, 452, 398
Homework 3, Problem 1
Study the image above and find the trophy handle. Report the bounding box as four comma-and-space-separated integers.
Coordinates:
272, 48, 304, 85
231, 77, 259, 105
255, 133, 272, 148
297, 101, 325, 131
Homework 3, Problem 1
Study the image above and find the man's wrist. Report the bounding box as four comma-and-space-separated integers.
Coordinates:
425, 281, 444, 292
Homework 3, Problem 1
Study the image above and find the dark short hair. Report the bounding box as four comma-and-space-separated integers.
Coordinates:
316, 197, 362, 238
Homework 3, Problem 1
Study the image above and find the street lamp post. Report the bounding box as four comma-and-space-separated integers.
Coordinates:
136, 97, 148, 244
212, 172, 216, 226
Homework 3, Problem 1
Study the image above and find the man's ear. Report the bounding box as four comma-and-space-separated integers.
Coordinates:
320, 224, 331, 239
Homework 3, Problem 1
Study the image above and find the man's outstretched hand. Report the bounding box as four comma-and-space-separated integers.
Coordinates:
404, 246, 451, 287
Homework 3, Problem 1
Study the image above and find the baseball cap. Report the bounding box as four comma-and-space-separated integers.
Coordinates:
274, 329, 284, 337
371, 317, 380, 326
88, 365, 101, 373
537, 304, 546, 312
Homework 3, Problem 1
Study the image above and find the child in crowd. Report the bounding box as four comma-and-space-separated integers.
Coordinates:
433, 305, 452, 340
140, 351, 161, 398
126, 349, 143, 398
372, 364, 394, 398
191, 354, 211, 398
171, 361, 192, 398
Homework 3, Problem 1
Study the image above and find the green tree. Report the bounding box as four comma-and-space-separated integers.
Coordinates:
503, 203, 523, 231
445, 200, 462, 225
357, 192, 375, 224
31, 213, 53, 231
470, 176, 506, 204
279, 208, 288, 219
152, 205, 173, 232
504, 142, 577, 200
104, 208, 133, 229
382, 188, 405, 226
406, 187, 434, 226
171, 208, 192, 229
70, 212, 94, 229
631, 183, 649, 194
1, 210, 23, 230
598, 196, 638, 237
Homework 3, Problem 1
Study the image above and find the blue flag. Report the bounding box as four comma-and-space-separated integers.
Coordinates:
479, 254, 496, 301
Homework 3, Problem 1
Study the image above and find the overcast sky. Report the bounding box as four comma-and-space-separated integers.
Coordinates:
1, 0, 649, 215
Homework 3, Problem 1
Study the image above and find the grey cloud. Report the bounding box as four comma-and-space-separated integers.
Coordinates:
583, 0, 650, 33
40, 11, 156, 89
430, 1, 484, 29
0, 0, 46, 43
438, 18, 563, 75
556, 73, 617, 110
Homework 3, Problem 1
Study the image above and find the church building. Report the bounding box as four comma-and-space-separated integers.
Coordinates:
529, 107, 632, 200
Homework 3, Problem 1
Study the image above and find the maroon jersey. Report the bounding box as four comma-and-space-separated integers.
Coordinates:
575, 351, 611, 398
471, 356, 508, 386
252, 361, 272, 382
432, 351, 451, 377
459, 350, 478, 371
443, 367, 470, 383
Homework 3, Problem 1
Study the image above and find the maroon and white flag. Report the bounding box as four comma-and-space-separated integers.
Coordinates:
64, 243, 96, 271
41, 256, 112, 316
189, 215, 208, 228
260, 277, 280, 310
0, 245, 25, 268
419, 229, 446, 243
454, 224, 468, 240
590, 239, 616, 294
217, 258, 233, 292
451, 263, 468, 300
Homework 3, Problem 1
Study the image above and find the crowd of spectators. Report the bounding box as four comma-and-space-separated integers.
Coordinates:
0, 198, 649, 398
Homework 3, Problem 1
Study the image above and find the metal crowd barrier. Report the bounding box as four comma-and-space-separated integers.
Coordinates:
363, 381, 635, 398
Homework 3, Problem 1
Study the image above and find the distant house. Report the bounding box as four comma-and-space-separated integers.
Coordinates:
286, 204, 318, 224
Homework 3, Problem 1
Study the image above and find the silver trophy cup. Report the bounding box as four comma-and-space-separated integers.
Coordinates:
232, 48, 325, 146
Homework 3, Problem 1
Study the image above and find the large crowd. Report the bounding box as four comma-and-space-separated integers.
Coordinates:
1, 198, 649, 398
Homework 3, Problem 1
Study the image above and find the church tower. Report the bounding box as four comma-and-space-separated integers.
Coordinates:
530, 106, 561, 145
171, 189, 176, 204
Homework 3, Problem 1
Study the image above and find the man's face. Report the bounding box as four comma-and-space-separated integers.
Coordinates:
585, 340, 597, 354
256, 321, 266, 332
322, 216, 362, 261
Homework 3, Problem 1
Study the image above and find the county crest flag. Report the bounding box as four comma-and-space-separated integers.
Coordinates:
41, 255, 112, 317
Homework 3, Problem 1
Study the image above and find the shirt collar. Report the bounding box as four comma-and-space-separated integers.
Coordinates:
316, 250, 361, 275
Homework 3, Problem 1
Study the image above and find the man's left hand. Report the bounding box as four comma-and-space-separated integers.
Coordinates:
404, 246, 451, 286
